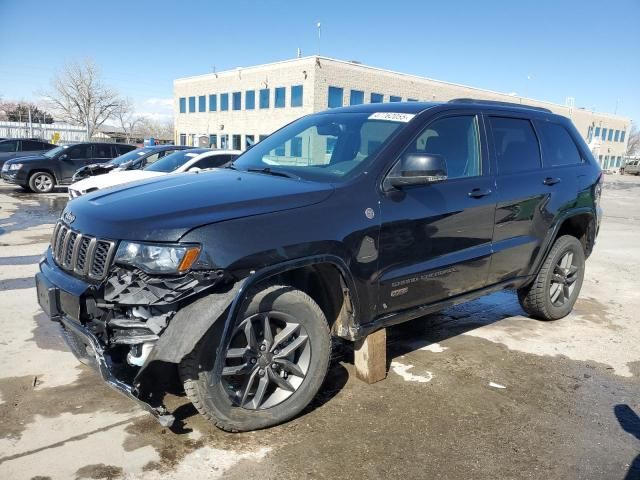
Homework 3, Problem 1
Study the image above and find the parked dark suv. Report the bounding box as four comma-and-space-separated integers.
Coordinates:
35, 100, 602, 431
1, 142, 135, 193
0, 138, 56, 168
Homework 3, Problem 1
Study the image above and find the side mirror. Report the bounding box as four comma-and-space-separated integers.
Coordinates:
385, 153, 448, 189
59, 153, 68, 160
188, 166, 201, 173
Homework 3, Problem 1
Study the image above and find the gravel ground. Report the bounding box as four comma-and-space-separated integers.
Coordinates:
0, 175, 638, 480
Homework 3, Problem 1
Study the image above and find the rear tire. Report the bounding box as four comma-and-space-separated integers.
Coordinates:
517, 235, 585, 321
28, 171, 55, 193
180, 284, 331, 432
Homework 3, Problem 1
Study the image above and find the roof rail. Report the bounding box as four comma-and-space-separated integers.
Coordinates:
448, 98, 552, 113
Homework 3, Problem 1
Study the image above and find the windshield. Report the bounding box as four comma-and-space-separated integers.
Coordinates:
144, 149, 206, 173
231, 112, 407, 182
43, 145, 68, 158
109, 148, 155, 166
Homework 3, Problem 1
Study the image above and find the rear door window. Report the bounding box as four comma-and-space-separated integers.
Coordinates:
93, 144, 112, 159
488, 117, 542, 174
534, 121, 583, 167
66, 145, 90, 160
0, 140, 18, 152
21, 140, 45, 151
193, 154, 232, 169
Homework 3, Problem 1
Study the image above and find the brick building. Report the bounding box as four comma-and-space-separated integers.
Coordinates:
174, 56, 631, 170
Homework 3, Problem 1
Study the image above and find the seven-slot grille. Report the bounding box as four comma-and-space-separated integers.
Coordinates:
50, 222, 117, 280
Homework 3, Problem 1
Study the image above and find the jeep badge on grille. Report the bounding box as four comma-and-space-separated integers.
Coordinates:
62, 211, 76, 224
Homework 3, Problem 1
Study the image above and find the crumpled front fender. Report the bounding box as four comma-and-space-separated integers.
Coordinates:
140, 279, 245, 367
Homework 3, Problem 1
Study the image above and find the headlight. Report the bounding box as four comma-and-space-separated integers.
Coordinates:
114, 241, 201, 274
9, 163, 23, 171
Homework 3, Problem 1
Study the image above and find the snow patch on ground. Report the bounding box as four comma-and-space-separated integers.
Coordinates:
132, 446, 272, 480
391, 361, 434, 383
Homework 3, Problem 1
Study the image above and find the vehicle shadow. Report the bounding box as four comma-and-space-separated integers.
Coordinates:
168, 360, 350, 434
170, 291, 521, 434
614, 404, 640, 480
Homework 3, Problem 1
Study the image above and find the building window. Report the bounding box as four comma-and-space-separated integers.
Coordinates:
587, 125, 593, 142
209, 134, 217, 148
220, 93, 229, 111
259, 89, 270, 109
220, 134, 229, 149
179, 98, 186, 113
607, 129, 613, 141
275, 87, 286, 108
188, 96, 196, 113
291, 136, 303, 157
209, 94, 217, 111
275, 143, 285, 156
328, 86, 343, 108
407, 98, 418, 102
179, 133, 186, 145
617, 156, 622, 167
232, 134, 241, 150
291, 85, 303, 107
349, 90, 364, 105
232, 92, 242, 110
614, 130, 620, 142
245, 135, 255, 149
245, 90, 255, 110
198, 95, 206, 112
370, 93, 383, 103
259, 135, 269, 142
595, 126, 601, 138
389, 95, 402, 102
601, 128, 607, 142
621, 130, 626, 142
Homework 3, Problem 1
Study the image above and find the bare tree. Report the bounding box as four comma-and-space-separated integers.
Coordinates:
113, 99, 145, 143
138, 117, 174, 141
626, 124, 640, 156
44, 59, 121, 139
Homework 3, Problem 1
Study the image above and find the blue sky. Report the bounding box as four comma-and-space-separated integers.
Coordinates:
0, 0, 638, 125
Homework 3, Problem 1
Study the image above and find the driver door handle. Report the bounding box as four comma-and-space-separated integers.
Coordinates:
543, 177, 561, 186
468, 188, 492, 198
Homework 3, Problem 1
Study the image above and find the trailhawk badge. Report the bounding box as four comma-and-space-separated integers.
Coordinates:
62, 211, 76, 224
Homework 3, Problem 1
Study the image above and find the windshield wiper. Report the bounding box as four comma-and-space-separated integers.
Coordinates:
246, 167, 300, 180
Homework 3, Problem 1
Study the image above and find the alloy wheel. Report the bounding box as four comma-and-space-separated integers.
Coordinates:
34, 174, 53, 192
221, 311, 311, 410
549, 251, 580, 306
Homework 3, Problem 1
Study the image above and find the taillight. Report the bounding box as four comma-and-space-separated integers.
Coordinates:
594, 174, 603, 206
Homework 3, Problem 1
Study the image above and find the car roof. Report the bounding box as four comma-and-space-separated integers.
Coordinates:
322, 99, 561, 119
0, 137, 51, 142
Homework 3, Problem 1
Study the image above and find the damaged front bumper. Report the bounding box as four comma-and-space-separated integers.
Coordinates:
59, 316, 176, 427
36, 247, 240, 427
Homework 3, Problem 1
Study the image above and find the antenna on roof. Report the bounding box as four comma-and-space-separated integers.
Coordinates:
297, 47, 301, 58
316, 22, 321, 55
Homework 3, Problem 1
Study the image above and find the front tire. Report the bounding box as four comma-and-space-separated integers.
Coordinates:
518, 235, 585, 321
28, 171, 55, 193
180, 285, 331, 432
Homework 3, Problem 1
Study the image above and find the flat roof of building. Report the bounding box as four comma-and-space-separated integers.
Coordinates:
174, 56, 628, 122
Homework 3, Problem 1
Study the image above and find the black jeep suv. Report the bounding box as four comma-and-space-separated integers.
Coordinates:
1, 142, 135, 193
36, 100, 602, 431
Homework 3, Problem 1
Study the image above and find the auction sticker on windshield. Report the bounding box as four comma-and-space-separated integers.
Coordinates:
368, 112, 415, 122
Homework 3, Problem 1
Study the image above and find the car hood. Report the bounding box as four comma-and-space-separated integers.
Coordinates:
64, 169, 335, 241
5, 154, 48, 164
71, 170, 165, 193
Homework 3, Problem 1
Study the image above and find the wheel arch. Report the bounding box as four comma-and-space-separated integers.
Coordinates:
530, 207, 597, 278
26, 167, 59, 185
139, 255, 360, 375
